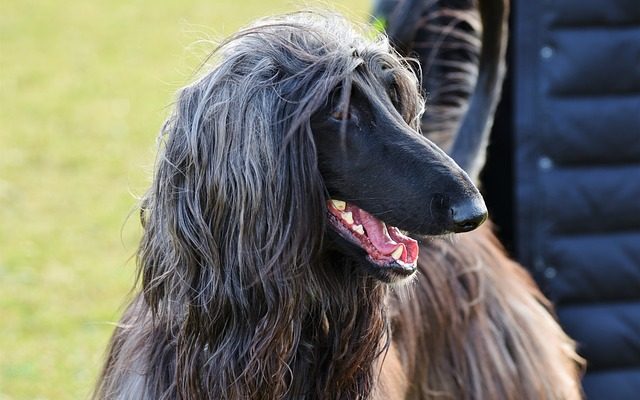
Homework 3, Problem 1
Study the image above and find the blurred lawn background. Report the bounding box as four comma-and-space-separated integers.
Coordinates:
0, 0, 368, 398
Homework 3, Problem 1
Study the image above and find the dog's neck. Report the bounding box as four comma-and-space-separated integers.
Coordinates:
291, 254, 391, 398
170, 252, 390, 399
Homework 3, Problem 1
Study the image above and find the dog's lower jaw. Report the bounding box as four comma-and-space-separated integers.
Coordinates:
326, 199, 421, 282
325, 228, 418, 284
363, 260, 418, 284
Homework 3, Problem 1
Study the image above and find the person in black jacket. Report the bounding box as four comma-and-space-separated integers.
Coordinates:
374, 1, 640, 399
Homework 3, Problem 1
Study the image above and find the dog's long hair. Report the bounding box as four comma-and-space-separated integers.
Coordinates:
387, 223, 582, 399
95, 8, 582, 400
98, 13, 412, 399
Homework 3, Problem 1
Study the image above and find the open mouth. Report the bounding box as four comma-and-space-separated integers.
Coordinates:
327, 199, 419, 277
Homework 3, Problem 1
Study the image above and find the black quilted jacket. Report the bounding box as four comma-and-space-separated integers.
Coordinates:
507, 1, 640, 398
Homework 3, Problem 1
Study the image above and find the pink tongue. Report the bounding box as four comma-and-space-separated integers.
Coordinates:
355, 208, 401, 255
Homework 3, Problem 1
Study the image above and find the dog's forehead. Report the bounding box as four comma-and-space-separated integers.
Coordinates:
350, 70, 390, 95
351, 55, 409, 91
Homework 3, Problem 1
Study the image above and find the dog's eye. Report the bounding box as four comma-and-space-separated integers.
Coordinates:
331, 109, 352, 121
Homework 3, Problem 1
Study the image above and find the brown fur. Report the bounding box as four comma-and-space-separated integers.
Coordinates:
385, 223, 583, 399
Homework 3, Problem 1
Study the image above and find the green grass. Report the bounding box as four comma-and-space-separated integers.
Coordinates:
0, 1, 368, 398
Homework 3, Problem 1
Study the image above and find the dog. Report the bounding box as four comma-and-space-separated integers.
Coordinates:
94, 9, 582, 400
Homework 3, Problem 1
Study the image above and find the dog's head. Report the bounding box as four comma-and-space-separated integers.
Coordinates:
299, 15, 487, 282
140, 13, 487, 308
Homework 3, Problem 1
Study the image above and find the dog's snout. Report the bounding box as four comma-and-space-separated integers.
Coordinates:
450, 197, 488, 233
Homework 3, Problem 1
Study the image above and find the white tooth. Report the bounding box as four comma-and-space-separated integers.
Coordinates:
391, 245, 404, 260
342, 211, 354, 225
331, 199, 346, 211
352, 224, 365, 235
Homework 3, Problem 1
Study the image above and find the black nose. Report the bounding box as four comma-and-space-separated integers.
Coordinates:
450, 198, 488, 233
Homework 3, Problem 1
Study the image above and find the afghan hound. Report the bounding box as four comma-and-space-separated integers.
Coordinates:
94, 6, 583, 400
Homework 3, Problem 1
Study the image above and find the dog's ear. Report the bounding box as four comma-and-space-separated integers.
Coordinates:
136, 58, 330, 320
132, 37, 345, 396
136, 83, 216, 317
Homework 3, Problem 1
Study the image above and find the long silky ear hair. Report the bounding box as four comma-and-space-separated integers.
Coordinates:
132, 12, 422, 398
